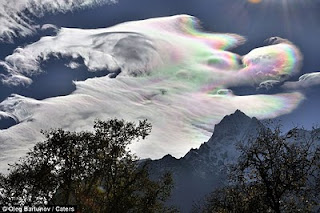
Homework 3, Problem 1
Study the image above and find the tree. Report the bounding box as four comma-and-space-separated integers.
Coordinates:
200, 125, 320, 213
0, 119, 176, 212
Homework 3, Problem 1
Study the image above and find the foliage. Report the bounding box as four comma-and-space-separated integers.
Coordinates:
0, 119, 176, 212
200, 125, 320, 213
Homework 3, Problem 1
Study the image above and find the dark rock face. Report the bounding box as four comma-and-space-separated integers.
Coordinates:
147, 110, 262, 212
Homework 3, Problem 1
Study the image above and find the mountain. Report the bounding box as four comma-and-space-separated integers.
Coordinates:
147, 110, 262, 212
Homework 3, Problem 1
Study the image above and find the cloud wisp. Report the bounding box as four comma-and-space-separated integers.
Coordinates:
283, 72, 320, 90
0, 15, 305, 173
0, 0, 117, 43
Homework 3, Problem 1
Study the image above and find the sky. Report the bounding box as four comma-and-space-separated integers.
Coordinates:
0, 0, 320, 173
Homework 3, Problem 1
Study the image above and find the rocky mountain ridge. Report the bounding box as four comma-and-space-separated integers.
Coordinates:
147, 110, 263, 212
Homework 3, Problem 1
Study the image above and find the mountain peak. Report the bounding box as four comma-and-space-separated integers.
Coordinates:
148, 110, 262, 212
234, 109, 246, 116
216, 109, 252, 128
207, 110, 259, 146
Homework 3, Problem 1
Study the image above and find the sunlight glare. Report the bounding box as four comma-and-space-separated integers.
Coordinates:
248, 0, 262, 4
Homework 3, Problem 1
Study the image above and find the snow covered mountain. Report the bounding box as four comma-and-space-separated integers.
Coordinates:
147, 110, 263, 212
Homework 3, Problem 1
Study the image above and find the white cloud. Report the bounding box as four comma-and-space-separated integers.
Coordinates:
0, 0, 117, 42
0, 111, 17, 122
0, 15, 306, 173
40, 24, 59, 32
66, 61, 82, 69
0, 78, 304, 173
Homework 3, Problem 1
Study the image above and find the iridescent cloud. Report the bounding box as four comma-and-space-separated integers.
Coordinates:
0, 15, 305, 173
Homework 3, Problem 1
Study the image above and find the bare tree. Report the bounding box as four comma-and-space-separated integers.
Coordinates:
200, 125, 320, 213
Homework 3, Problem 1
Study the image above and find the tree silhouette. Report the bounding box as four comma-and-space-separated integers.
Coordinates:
199, 125, 320, 213
0, 119, 176, 213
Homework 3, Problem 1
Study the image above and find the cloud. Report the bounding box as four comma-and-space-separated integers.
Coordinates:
0, 79, 304, 173
0, 0, 117, 42
283, 72, 320, 90
0, 15, 306, 173
0, 111, 17, 122
0, 15, 302, 87
240, 38, 302, 85
258, 80, 281, 90
40, 24, 59, 33
66, 61, 82, 69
